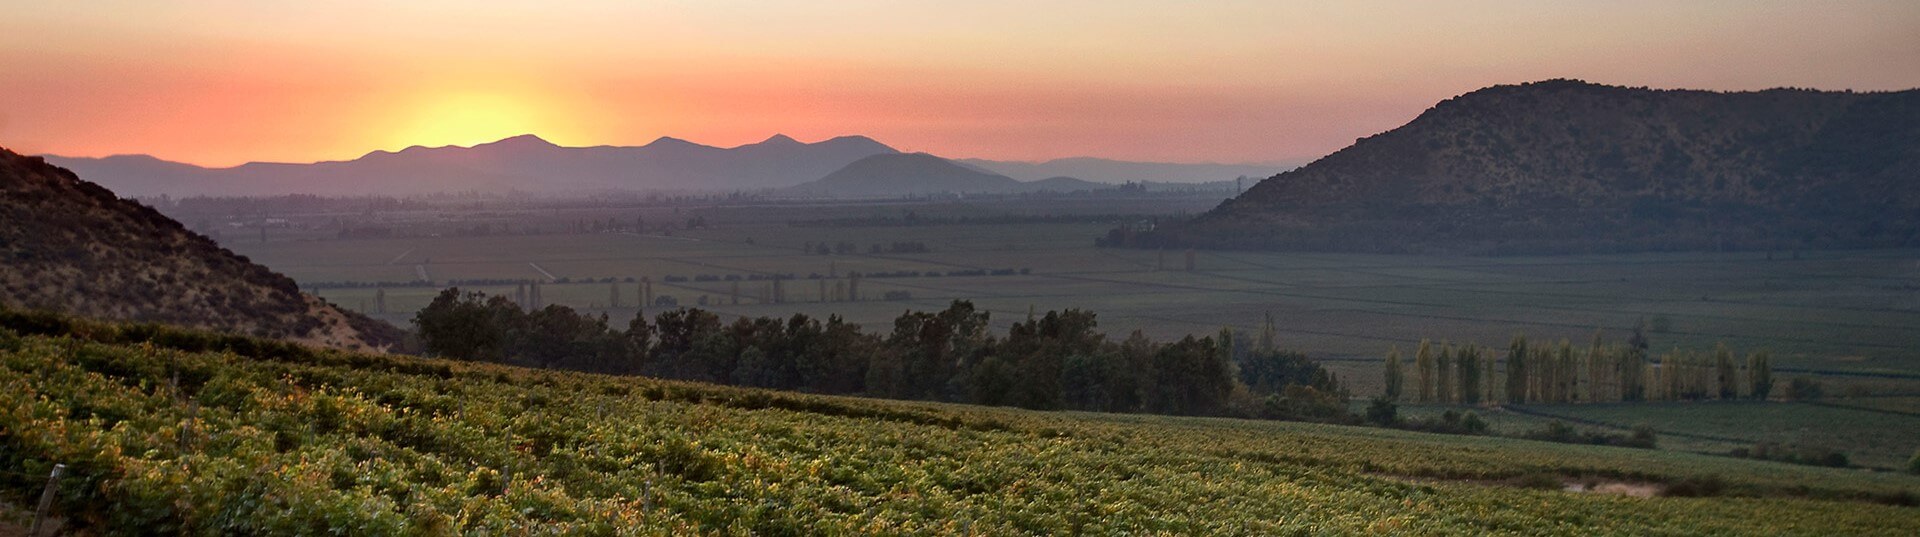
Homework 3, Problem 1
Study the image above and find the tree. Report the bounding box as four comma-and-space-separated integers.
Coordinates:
1506, 335, 1529, 404
1585, 330, 1606, 403
1383, 346, 1404, 401
413, 288, 511, 362
1365, 396, 1398, 426
1619, 343, 1647, 402
997, 309, 1103, 410
1239, 348, 1341, 396
1435, 344, 1455, 404
649, 308, 726, 381
1748, 351, 1773, 400
1256, 312, 1277, 353
1146, 335, 1234, 416
1714, 343, 1738, 400
885, 300, 990, 401
1415, 339, 1435, 403
1456, 344, 1481, 405
1555, 339, 1575, 404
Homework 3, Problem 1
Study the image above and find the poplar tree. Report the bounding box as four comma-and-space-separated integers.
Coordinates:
1436, 343, 1455, 404
1415, 339, 1435, 403
1506, 335, 1529, 404
1482, 354, 1496, 406
1619, 344, 1646, 402
1748, 351, 1773, 400
1556, 340, 1575, 404
1586, 330, 1605, 403
1714, 343, 1737, 400
1457, 344, 1481, 404
1384, 346, 1405, 401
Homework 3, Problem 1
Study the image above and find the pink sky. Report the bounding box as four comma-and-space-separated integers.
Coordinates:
2, 1, 1916, 167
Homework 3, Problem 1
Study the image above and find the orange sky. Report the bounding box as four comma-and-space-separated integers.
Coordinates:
3, 1, 1917, 167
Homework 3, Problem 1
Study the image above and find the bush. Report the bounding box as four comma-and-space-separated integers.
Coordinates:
1460, 412, 1489, 434
1661, 475, 1727, 498
1364, 397, 1397, 426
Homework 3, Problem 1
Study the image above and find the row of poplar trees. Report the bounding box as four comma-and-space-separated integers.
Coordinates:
1382, 331, 1774, 404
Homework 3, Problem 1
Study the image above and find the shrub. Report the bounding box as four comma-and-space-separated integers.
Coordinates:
1364, 397, 1398, 426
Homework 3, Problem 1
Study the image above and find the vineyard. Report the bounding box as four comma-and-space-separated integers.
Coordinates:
2, 319, 1917, 535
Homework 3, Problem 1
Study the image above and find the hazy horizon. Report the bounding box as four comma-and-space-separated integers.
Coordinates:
40, 132, 1297, 169
5, 1, 1917, 168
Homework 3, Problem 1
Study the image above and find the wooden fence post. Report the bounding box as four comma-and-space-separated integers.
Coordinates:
29, 464, 65, 536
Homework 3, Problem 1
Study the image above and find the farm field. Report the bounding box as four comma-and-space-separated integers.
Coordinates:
216, 203, 1920, 474
3, 326, 1918, 535
1387, 402, 1920, 470
224, 210, 1920, 385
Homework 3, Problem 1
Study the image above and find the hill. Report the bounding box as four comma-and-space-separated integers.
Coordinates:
789, 153, 1120, 198
0, 147, 401, 351
44, 134, 899, 197
1, 316, 1915, 534
789, 153, 1026, 197
1123, 80, 1920, 254
962, 156, 1288, 184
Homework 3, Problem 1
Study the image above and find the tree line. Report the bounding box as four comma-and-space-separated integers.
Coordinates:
1384, 327, 1777, 404
414, 288, 1348, 420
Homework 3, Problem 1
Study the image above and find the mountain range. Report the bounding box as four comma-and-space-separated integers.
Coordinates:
1122, 79, 1920, 254
788, 153, 1111, 198
44, 135, 1276, 198
0, 147, 402, 351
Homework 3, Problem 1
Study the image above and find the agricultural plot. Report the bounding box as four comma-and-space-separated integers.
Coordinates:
3, 328, 1918, 535
219, 209, 1920, 472
227, 216, 1920, 380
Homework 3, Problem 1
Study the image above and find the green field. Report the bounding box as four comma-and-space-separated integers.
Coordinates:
1386, 401, 1920, 469
230, 212, 1920, 382
4, 326, 1918, 535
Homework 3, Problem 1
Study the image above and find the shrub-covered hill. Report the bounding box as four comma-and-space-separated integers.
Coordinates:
1, 314, 1915, 535
1120, 80, 1920, 254
0, 147, 400, 351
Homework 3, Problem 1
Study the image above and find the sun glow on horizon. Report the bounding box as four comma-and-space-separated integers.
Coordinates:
3, 2, 1917, 166
382, 91, 575, 150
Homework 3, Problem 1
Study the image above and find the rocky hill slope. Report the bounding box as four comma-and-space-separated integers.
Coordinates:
1121, 80, 1919, 253
0, 147, 402, 351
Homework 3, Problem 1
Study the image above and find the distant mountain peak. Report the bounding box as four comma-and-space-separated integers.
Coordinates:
479, 134, 558, 149
757, 134, 801, 146
643, 136, 701, 149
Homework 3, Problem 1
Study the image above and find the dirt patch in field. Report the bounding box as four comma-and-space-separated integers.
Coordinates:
1377, 472, 1666, 498
1563, 480, 1664, 498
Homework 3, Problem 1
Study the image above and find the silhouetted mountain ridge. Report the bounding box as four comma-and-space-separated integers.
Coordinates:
46, 134, 901, 196
1119, 79, 1920, 254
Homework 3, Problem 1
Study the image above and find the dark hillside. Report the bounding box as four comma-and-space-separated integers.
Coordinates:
1118, 80, 1919, 254
0, 147, 401, 351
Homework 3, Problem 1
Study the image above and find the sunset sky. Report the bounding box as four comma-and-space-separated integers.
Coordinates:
3, 1, 1917, 167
